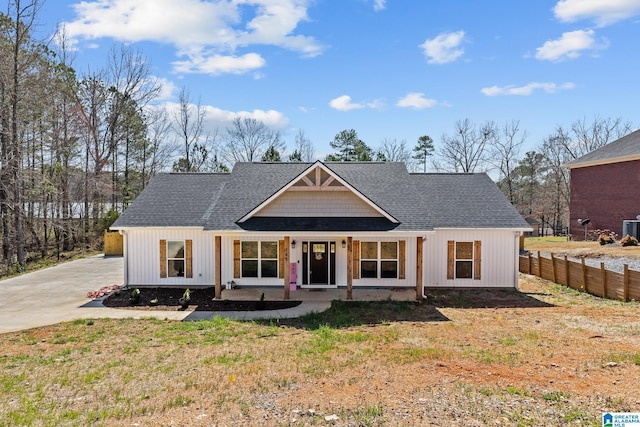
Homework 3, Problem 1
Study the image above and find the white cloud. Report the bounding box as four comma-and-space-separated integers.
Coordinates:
64, 0, 323, 75
366, 99, 385, 109
163, 100, 289, 132
420, 31, 466, 64
554, 0, 640, 26
329, 95, 365, 111
172, 53, 266, 75
396, 92, 437, 109
535, 29, 607, 61
373, 0, 386, 11
481, 82, 576, 96
155, 77, 179, 100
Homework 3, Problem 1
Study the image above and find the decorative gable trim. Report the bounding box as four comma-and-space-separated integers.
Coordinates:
238, 161, 398, 223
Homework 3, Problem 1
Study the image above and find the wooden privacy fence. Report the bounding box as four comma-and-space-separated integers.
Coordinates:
104, 231, 123, 256
519, 252, 640, 302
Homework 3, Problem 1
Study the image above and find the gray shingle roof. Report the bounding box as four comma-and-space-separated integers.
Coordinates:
112, 162, 529, 231
111, 173, 229, 228
565, 129, 640, 168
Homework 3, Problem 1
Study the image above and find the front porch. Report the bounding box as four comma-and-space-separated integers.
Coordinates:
219, 286, 419, 302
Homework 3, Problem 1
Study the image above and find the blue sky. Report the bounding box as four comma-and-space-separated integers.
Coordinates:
38, 0, 640, 163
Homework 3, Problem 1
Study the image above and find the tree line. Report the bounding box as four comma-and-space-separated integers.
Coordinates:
320, 117, 633, 237
0, 1, 633, 274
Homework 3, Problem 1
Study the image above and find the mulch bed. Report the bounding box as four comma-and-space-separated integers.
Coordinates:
101, 287, 302, 311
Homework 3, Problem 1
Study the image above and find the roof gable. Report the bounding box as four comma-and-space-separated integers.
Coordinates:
238, 161, 398, 223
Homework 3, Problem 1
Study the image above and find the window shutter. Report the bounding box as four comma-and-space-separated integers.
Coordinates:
447, 240, 455, 280
353, 240, 360, 279
185, 240, 193, 278
474, 240, 481, 280
399, 240, 406, 280
160, 240, 167, 278
278, 240, 285, 278
233, 240, 240, 278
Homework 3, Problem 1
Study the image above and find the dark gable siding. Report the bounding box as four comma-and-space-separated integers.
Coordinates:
570, 159, 640, 239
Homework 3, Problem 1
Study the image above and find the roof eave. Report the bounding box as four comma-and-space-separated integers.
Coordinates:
564, 154, 640, 169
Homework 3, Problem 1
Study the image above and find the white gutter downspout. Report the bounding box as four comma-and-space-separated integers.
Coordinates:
422, 235, 428, 300
514, 231, 521, 290
119, 229, 129, 287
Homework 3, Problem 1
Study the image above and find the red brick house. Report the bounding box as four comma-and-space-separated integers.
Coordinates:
565, 129, 640, 240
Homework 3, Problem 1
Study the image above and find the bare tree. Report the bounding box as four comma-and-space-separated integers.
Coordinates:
539, 133, 572, 235
142, 107, 172, 183
439, 118, 496, 173
171, 87, 215, 172
490, 120, 526, 203
223, 117, 283, 164
290, 129, 314, 162
561, 116, 634, 160
76, 44, 161, 233
378, 138, 414, 167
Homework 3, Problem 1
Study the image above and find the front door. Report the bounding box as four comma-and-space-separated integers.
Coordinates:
302, 241, 336, 286
310, 242, 328, 284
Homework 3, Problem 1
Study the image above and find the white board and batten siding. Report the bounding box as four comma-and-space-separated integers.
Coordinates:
425, 229, 520, 288
123, 228, 520, 289
124, 228, 216, 287
221, 234, 418, 288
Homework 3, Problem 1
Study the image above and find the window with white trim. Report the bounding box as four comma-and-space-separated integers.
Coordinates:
167, 240, 185, 277
361, 241, 398, 279
241, 241, 278, 278
455, 241, 473, 279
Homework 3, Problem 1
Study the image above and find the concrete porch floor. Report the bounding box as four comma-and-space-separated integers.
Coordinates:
220, 287, 419, 302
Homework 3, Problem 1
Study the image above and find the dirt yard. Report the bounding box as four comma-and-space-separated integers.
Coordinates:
524, 236, 640, 260
2, 272, 640, 426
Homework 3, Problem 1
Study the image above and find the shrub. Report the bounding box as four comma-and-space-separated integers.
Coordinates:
621, 235, 639, 247
596, 229, 617, 245
130, 288, 141, 305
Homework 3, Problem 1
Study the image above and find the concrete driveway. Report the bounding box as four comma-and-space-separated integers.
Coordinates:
0, 255, 331, 334
0, 255, 190, 334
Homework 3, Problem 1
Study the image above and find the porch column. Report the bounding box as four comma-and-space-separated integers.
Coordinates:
215, 236, 222, 299
416, 237, 423, 300
284, 236, 290, 300
347, 237, 353, 300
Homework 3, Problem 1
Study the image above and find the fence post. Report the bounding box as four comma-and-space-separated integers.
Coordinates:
624, 264, 630, 302
527, 252, 532, 274
564, 255, 570, 287
581, 258, 588, 292
601, 262, 607, 299
537, 251, 542, 277
551, 253, 556, 283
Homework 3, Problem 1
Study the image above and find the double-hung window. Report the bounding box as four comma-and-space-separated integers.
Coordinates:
454, 242, 473, 279
241, 241, 278, 278
167, 240, 185, 277
160, 239, 192, 279
360, 241, 398, 279
447, 240, 481, 280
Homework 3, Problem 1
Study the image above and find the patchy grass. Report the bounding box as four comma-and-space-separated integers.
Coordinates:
1, 277, 640, 425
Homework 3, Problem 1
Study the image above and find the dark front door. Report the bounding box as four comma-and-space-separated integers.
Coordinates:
310, 241, 328, 284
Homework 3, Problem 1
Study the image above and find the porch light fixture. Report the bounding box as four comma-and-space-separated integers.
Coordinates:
341, 240, 346, 248
291, 240, 296, 249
